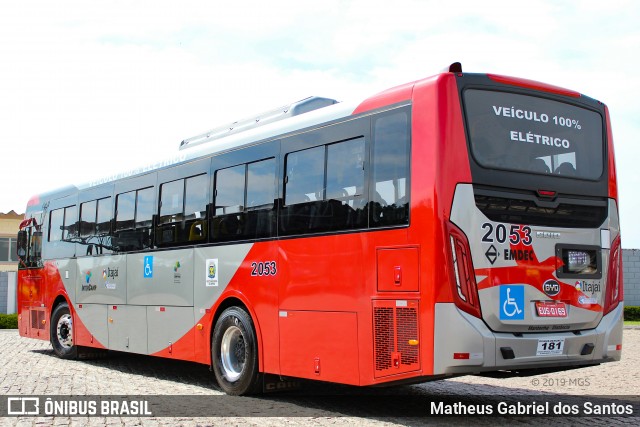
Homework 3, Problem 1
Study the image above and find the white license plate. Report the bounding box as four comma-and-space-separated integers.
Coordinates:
536, 338, 565, 356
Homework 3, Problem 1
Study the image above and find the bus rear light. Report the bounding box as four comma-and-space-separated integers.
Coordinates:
604, 235, 623, 315
453, 352, 470, 359
448, 222, 482, 318
537, 189, 557, 199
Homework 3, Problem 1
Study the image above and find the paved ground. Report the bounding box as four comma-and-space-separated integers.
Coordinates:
0, 329, 638, 426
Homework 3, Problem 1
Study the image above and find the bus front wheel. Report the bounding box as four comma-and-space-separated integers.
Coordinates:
211, 306, 261, 395
50, 302, 78, 359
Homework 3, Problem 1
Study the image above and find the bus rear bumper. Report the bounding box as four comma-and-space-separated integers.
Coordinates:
433, 303, 624, 375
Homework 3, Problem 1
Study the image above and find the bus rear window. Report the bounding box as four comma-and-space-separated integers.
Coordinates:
463, 89, 603, 180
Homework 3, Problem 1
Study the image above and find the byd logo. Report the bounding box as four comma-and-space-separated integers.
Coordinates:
543, 279, 561, 297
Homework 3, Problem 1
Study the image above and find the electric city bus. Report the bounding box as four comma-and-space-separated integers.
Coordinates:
17, 63, 623, 395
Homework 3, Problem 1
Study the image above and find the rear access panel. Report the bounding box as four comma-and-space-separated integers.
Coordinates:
377, 247, 419, 292
279, 310, 359, 385
107, 305, 147, 354
372, 300, 420, 378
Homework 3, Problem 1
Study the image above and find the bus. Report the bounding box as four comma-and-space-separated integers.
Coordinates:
17, 63, 623, 395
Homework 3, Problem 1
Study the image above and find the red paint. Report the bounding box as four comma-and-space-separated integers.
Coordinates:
352, 81, 414, 115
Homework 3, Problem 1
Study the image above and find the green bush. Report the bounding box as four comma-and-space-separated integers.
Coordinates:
0, 313, 18, 329
625, 306, 640, 321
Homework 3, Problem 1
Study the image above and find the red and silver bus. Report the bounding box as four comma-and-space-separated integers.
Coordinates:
17, 63, 623, 395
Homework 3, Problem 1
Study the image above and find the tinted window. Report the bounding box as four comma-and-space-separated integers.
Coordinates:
160, 180, 183, 224
63, 206, 78, 240
285, 146, 324, 205
281, 137, 368, 235
135, 187, 154, 228
157, 174, 208, 246
326, 138, 365, 200
215, 165, 245, 215
80, 200, 96, 237
371, 111, 410, 227
184, 174, 209, 220
463, 89, 603, 180
96, 197, 112, 234
49, 208, 64, 242
115, 188, 153, 251
115, 191, 136, 230
247, 159, 276, 209
212, 159, 276, 242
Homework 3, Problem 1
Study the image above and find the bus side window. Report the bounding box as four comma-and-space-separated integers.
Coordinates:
244, 159, 276, 240
158, 174, 209, 246
212, 165, 245, 241
212, 159, 275, 242
80, 200, 97, 237
371, 110, 410, 227
184, 174, 209, 242
282, 138, 366, 235
114, 188, 153, 252
48, 208, 64, 242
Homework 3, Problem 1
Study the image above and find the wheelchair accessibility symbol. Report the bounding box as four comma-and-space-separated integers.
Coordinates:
500, 285, 524, 320
144, 256, 153, 278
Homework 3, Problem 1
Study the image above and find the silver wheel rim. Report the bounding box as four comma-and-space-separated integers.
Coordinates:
220, 325, 245, 382
56, 313, 73, 349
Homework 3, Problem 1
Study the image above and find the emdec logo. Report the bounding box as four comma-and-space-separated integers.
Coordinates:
542, 279, 561, 297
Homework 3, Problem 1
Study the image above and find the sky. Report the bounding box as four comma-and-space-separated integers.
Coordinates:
1, 1, 639, 246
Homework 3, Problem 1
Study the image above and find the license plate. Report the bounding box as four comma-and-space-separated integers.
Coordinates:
536, 338, 565, 356
535, 301, 567, 317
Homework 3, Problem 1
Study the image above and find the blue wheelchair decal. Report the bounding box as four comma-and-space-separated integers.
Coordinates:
144, 256, 153, 278
500, 285, 524, 320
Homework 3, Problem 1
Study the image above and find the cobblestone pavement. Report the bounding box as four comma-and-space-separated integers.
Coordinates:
0, 329, 638, 426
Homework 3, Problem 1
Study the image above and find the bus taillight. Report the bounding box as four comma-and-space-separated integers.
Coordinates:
604, 235, 623, 315
448, 223, 482, 318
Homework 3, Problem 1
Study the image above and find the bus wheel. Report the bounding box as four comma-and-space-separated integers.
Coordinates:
50, 302, 78, 359
211, 307, 261, 395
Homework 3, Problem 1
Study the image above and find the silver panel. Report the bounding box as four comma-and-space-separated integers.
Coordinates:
107, 305, 147, 354
54, 258, 76, 303
74, 303, 108, 348
450, 184, 611, 332
433, 302, 623, 375
193, 244, 253, 322
76, 256, 127, 304
127, 249, 194, 306
147, 306, 194, 354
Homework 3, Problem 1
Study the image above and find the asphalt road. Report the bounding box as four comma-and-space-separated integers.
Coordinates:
1, 328, 639, 426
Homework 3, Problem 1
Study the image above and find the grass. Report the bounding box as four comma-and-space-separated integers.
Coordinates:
624, 321, 640, 327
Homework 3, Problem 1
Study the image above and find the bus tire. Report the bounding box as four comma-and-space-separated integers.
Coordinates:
211, 306, 261, 395
50, 302, 78, 359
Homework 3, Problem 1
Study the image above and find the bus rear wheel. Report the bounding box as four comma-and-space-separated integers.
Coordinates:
50, 302, 78, 359
211, 307, 261, 395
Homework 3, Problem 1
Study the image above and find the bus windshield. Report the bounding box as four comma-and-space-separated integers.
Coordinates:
463, 89, 604, 180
